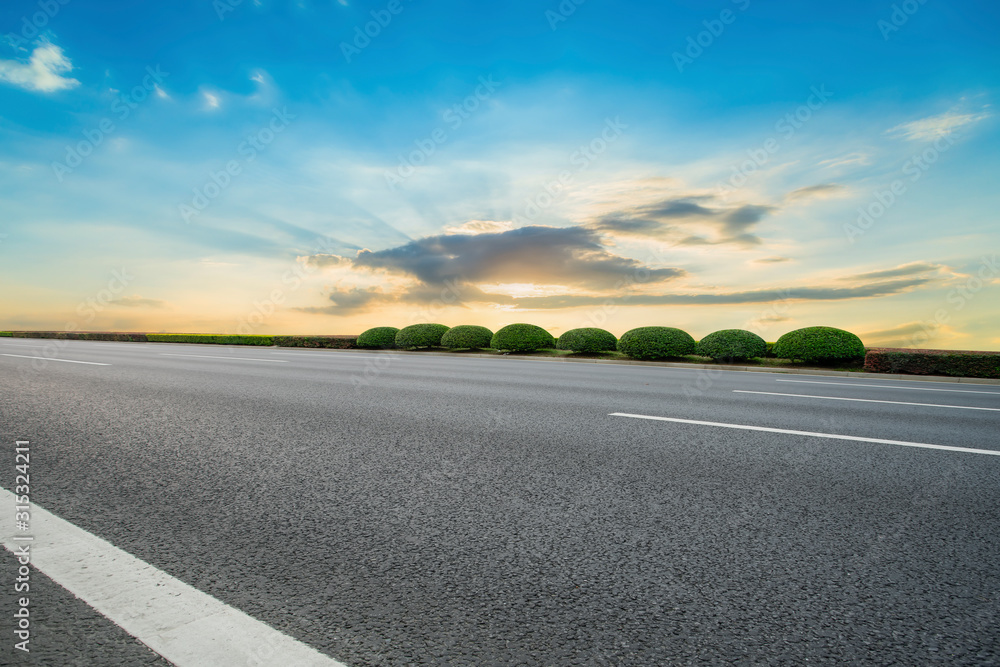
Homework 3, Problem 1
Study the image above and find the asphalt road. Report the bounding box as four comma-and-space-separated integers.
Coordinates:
1, 338, 999, 666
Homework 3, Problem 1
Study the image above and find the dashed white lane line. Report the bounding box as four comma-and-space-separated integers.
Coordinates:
733, 390, 1000, 412
0, 488, 347, 667
161, 353, 288, 363
609, 413, 1000, 457
0, 353, 110, 366
775, 379, 1000, 395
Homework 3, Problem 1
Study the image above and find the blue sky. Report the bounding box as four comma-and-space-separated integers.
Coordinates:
1, 0, 998, 347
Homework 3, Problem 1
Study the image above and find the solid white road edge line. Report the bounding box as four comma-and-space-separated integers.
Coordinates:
0, 353, 110, 366
161, 353, 288, 363
608, 413, 1000, 457
0, 488, 347, 667
733, 390, 1000, 412
775, 379, 1000, 395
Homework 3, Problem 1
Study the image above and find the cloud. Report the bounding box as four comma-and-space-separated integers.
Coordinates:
110, 295, 168, 308
0, 40, 79, 93
887, 108, 992, 142
753, 256, 791, 264
840, 261, 940, 282
590, 196, 775, 247
785, 184, 846, 201
300, 253, 350, 268
350, 225, 686, 289
818, 153, 871, 169
443, 220, 516, 235
508, 277, 932, 309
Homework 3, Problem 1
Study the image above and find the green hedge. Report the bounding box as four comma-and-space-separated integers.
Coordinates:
491, 323, 555, 352
396, 323, 449, 349
147, 334, 273, 345
696, 329, 767, 362
773, 327, 864, 364
617, 327, 696, 360
0, 332, 13, 337
273, 336, 357, 349
12, 332, 150, 342
441, 325, 494, 349
356, 327, 399, 349
556, 328, 617, 353
864, 348, 1000, 379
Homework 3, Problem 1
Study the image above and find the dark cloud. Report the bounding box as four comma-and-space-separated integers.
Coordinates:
591, 196, 774, 246
723, 205, 774, 234
351, 225, 685, 289
841, 262, 940, 282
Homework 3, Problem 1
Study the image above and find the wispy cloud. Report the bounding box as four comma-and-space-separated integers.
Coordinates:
785, 183, 846, 201
887, 107, 992, 141
110, 295, 168, 308
0, 40, 79, 93
839, 261, 941, 282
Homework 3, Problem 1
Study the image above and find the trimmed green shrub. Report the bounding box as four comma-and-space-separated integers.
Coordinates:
491, 323, 555, 352
556, 328, 617, 353
617, 327, 696, 360
864, 347, 1000, 379
396, 323, 450, 349
356, 327, 399, 349
765, 342, 777, 358
773, 326, 865, 363
696, 329, 767, 362
0, 332, 13, 337
273, 335, 357, 349
147, 334, 273, 345
441, 325, 494, 349
15, 332, 149, 341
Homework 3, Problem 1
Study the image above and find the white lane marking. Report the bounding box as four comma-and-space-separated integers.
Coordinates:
733, 390, 1000, 412
0, 488, 346, 667
161, 354, 288, 363
0, 353, 110, 366
609, 413, 1000, 457
775, 379, 1000, 395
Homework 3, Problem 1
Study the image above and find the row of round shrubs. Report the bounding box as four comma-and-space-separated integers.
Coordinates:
357, 324, 866, 364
